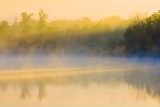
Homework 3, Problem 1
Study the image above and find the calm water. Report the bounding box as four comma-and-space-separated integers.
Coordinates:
0, 55, 160, 107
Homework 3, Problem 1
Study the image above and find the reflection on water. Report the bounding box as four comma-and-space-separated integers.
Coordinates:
0, 55, 160, 107
0, 67, 160, 107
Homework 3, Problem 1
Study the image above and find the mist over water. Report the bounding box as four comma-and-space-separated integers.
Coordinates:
0, 54, 160, 70
1, 1, 160, 107
0, 54, 160, 107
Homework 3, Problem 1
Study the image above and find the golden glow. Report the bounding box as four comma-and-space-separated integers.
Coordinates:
0, 0, 160, 22
0, 66, 160, 80
0, 83, 160, 107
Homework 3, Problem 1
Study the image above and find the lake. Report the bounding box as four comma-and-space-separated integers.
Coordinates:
0, 54, 160, 107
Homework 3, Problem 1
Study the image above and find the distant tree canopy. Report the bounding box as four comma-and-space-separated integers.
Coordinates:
2, 10, 160, 56
1, 10, 160, 56
38, 9, 48, 32
0, 10, 130, 55
124, 11, 160, 56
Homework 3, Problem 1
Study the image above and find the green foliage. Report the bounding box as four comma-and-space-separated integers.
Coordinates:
124, 11, 160, 56
0, 21, 9, 33
39, 9, 48, 32
0, 10, 129, 55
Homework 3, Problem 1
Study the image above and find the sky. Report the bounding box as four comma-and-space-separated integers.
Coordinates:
0, 0, 160, 22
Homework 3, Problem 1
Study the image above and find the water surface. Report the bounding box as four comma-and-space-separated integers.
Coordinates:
0, 55, 160, 107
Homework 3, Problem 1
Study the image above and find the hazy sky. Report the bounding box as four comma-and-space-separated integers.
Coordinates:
0, 0, 159, 22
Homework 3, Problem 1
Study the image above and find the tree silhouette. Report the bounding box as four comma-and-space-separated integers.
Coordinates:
0, 20, 10, 33
124, 11, 160, 56
39, 9, 48, 32
20, 12, 34, 35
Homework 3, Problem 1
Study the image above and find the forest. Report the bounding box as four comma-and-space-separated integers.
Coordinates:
0, 10, 160, 56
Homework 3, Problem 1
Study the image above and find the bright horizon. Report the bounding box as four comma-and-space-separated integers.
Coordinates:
0, 0, 160, 23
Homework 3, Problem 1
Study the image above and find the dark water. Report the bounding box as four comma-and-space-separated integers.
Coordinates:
0, 55, 160, 107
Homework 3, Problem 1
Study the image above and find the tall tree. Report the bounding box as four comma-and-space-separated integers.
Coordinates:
20, 12, 34, 35
124, 11, 160, 56
39, 9, 48, 32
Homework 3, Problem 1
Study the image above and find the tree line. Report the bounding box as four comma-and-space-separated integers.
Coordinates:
0, 10, 129, 55
0, 10, 159, 56
124, 11, 160, 56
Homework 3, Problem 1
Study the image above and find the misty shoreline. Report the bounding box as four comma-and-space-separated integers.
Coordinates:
0, 53, 160, 71
1, 11, 160, 56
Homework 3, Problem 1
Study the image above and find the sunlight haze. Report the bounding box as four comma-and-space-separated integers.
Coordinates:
0, 0, 159, 22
